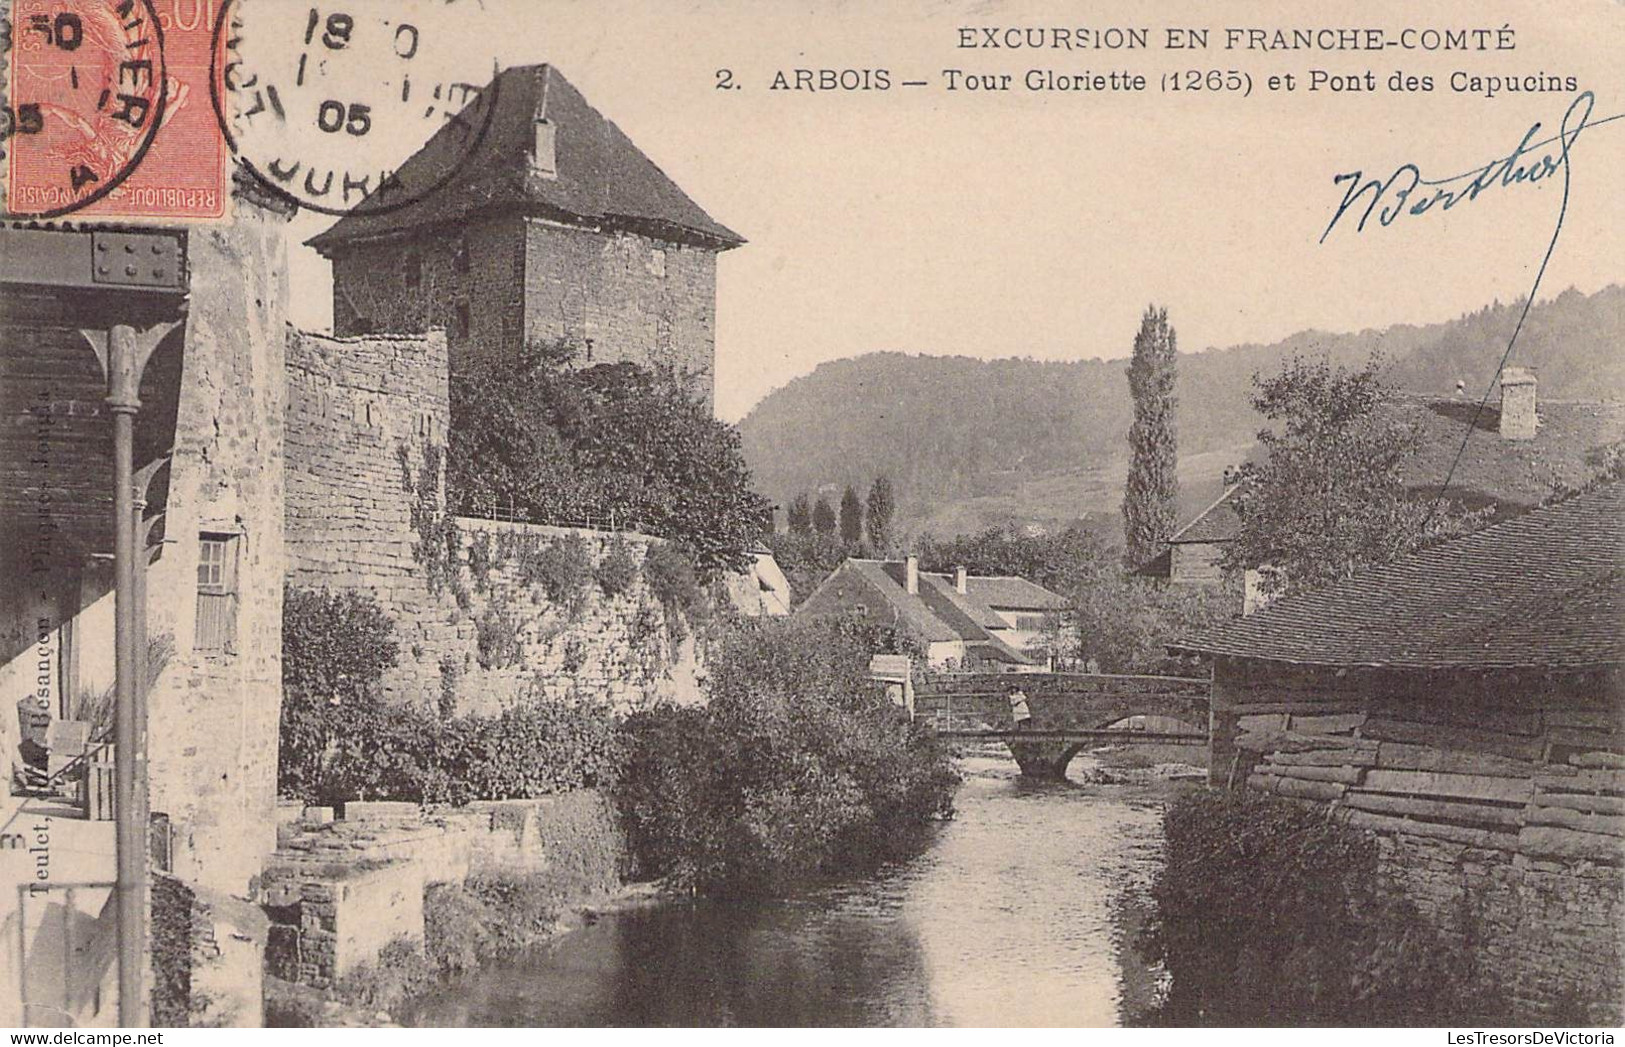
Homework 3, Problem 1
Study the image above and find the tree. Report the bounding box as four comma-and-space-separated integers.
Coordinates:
448, 339, 772, 575
280, 587, 401, 802
1223, 354, 1488, 595
1067, 574, 1230, 674
812, 494, 837, 536
916, 524, 1110, 594
761, 530, 850, 606
1123, 305, 1180, 568
838, 485, 864, 546
787, 493, 813, 536
865, 476, 896, 553
615, 615, 957, 894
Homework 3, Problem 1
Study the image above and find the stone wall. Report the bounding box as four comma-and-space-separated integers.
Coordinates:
263, 792, 625, 987
284, 326, 702, 713
1214, 658, 1625, 1022
144, 192, 292, 897
327, 217, 720, 409
522, 220, 719, 409
328, 215, 526, 374
284, 326, 449, 603
1374, 831, 1622, 1023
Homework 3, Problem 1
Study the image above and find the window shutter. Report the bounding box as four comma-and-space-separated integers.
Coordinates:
195, 534, 240, 653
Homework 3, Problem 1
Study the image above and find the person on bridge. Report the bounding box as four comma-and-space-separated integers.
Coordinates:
1006, 683, 1033, 730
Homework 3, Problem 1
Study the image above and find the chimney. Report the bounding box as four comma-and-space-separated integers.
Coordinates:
532, 118, 558, 179
1499, 367, 1537, 441
954, 565, 967, 595
905, 555, 919, 596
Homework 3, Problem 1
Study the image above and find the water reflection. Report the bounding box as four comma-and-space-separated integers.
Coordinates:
409, 755, 1183, 1027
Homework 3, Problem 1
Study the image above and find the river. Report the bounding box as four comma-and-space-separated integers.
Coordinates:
408, 752, 1199, 1027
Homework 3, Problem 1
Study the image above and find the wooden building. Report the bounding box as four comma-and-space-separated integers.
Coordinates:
1174, 481, 1624, 1022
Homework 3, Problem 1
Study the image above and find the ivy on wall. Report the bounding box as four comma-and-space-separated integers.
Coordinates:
398, 441, 469, 608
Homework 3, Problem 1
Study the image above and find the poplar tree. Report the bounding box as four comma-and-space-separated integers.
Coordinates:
865, 476, 897, 553
787, 493, 812, 536
839, 486, 864, 546
812, 495, 838, 536
1123, 305, 1180, 567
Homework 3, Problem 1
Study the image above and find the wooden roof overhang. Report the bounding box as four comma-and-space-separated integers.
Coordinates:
1, 224, 189, 577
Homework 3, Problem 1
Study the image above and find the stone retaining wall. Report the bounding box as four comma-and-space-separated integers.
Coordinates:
1373, 831, 1623, 1023
285, 326, 703, 715
1215, 658, 1625, 1023
261, 792, 624, 988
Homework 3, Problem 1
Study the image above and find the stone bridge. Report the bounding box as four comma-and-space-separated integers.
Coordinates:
915, 672, 1211, 779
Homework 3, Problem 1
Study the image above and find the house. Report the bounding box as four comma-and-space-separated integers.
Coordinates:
2, 63, 753, 1025
287, 64, 753, 716
794, 556, 1067, 670
1171, 481, 1624, 1022
1137, 471, 1246, 586
1139, 370, 1625, 588
307, 64, 744, 411
723, 546, 793, 617
1, 175, 298, 1023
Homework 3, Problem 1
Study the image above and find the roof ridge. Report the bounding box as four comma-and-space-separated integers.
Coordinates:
1169, 483, 1244, 543
1174, 480, 1624, 669
308, 62, 742, 253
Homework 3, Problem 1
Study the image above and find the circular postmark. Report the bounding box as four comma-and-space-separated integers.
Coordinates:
1, 0, 169, 218
208, 0, 502, 217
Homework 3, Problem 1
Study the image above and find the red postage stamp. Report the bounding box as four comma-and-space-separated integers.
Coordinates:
5, 0, 228, 220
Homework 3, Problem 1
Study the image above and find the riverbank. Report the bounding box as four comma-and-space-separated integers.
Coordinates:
405, 754, 1190, 1027
265, 874, 676, 1027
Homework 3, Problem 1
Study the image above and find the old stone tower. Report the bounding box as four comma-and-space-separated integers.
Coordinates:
308, 64, 744, 410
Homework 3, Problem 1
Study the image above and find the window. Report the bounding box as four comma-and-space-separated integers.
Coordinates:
648, 247, 666, 278
195, 533, 240, 653
452, 301, 470, 341
403, 251, 422, 290
453, 237, 470, 274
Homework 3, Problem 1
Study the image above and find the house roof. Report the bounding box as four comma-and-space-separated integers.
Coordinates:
1171, 481, 1625, 670
1154, 395, 1625, 551
839, 560, 961, 644
1168, 484, 1244, 545
308, 65, 743, 254
1394, 395, 1625, 511
957, 574, 1071, 612
798, 559, 1066, 663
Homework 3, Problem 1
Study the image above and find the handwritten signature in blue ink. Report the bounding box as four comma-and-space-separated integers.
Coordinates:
1319, 91, 1618, 243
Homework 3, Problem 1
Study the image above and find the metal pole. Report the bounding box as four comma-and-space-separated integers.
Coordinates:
109, 329, 142, 1027
83, 321, 177, 1028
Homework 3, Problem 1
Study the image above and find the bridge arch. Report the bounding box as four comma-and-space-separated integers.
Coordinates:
914, 671, 1211, 779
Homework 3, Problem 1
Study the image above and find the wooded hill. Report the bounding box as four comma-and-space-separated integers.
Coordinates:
738, 285, 1625, 542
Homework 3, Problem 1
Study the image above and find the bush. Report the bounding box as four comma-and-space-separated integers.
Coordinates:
1147, 789, 1491, 1025
417, 697, 622, 806
280, 587, 401, 802
595, 536, 640, 598
448, 339, 772, 575
531, 533, 593, 614
615, 616, 958, 894
332, 939, 437, 1016
474, 599, 522, 670
303, 696, 620, 807
641, 541, 709, 642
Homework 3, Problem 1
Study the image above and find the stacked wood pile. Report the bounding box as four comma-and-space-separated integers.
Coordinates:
1234, 703, 1624, 864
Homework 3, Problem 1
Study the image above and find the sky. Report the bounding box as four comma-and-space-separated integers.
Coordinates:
281, 0, 1625, 421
